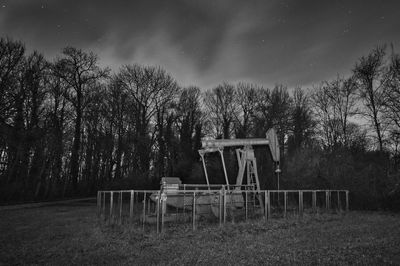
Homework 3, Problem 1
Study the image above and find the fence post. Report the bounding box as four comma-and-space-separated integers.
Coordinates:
97, 191, 101, 218
312, 191, 316, 213
337, 191, 341, 211
301, 191, 304, 216
119, 192, 123, 225
142, 192, 146, 231
299, 191, 303, 218
284, 191, 287, 218
345, 191, 349, 212
130, 190, 134, 223
223, 188, 227, 224
245, 190, 248, 221
192, 191, 196, 230
110, 191, 113, 225
102, 192, 106, 220
219, 190, 223, 227
298, 191, 300, 217
268, 191, 271, 219
264, 190, 271, 220
264, 191, 267, 220
183, 184, 186, 215
329, 190, 331, 210
161, 193, 166, 233
325, 191, 329, 210
175, 199, 178, 222
156, 192, 160, 234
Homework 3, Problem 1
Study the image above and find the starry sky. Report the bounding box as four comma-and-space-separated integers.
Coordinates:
1, 0, 399, 89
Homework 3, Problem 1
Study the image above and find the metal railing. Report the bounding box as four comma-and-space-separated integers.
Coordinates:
97, 189, 349, 234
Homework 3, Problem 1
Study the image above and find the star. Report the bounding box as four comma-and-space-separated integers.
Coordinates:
277, 18, 286, 24
342, 25, 351, 34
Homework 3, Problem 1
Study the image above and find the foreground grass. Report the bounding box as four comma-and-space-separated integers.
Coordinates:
0, 202, 399, 265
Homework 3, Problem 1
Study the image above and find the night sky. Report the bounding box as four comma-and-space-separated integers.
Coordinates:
1, 0, 399, 89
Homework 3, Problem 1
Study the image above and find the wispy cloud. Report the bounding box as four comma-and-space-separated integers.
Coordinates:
1, 0, 399, 89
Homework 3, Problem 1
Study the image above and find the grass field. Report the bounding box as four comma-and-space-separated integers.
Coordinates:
1, 201, 399, 265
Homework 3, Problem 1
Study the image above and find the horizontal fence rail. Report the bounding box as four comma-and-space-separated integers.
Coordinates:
97, 189, 349, 234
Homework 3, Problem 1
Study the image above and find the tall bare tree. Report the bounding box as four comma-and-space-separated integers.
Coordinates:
353, 46, 387, 151
288, 87, 314, 152
53, 47, 108, 191
327, 77, 358, 147
151, 68, 179, 178
234, 82, 259, 138
45, 72, 70, 196
117, 65, 178, 181
0, 38, 26, 186
254, 85, 292, 156
382, 49, 400, 156
176, 86, 202, 158
24, 52, 50, 198
204, 82, 239, 139
311, 77, 357, 150
311, 84, 341, 149
0, 38, 26, 122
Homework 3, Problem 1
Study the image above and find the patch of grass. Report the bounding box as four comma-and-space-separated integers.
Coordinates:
1, 202, 399, 265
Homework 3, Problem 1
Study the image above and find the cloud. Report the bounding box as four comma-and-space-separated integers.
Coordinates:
1, 0, 400, 90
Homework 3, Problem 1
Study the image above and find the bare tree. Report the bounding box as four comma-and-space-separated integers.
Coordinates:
288, 87, 314, 152
234, 82, 259, 138
152, 68, 179, 178
117, 65, 178, 180
353, 46, 387, 151
384, 52, 400, 130
176, 86, 202, 158
204, 82, 239, 139
23, 52, 51, 198
382, 49, 400, 156
45, 72, 70, 196
311, 84, 342, 149
105, 77, 129, 180
254, 85, 292, 156
117, 65, 154, 177
0, 38, 26, 186
327, 77, 358, 147
53, 47, 109, 191
311, 77, 358, 150
0, 38, 26, 122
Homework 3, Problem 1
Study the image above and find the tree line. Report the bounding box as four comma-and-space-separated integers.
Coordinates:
1, 37, 399, 209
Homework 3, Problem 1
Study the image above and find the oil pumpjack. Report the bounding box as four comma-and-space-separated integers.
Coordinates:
151, 128, 280, 217
199, 128, 280, 209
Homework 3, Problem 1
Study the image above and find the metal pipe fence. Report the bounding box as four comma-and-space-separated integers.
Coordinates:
97, 189, 349, 234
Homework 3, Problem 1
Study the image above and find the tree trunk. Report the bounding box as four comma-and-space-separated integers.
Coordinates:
70, 93, 82, 193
